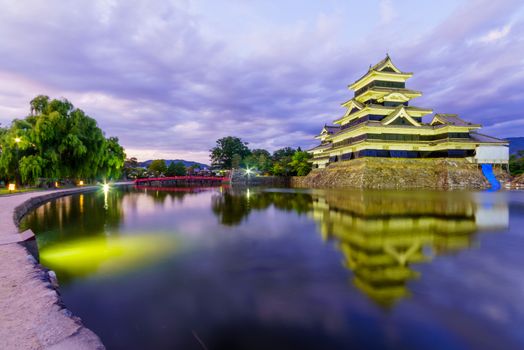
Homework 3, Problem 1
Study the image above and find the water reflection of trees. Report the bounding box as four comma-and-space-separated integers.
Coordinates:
211, 188, 312, 225
310, 190, 508, 308
21, 188, 127, 248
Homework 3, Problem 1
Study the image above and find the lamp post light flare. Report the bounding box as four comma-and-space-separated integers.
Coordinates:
102, 183, 110, 210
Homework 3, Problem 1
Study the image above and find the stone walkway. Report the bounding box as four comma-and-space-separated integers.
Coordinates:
0, 187, 106, 350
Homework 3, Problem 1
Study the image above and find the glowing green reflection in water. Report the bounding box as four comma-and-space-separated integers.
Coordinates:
40, 234, 178, 277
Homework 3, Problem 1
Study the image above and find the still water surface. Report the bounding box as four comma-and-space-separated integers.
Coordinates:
21, 186, 524, 349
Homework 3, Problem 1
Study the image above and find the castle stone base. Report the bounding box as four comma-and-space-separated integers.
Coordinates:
292, 158, 490, 190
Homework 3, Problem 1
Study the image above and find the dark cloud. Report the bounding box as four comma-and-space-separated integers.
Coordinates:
0, 0, 522, 162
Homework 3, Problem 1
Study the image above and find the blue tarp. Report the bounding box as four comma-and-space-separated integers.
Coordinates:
481, 164, 501, 190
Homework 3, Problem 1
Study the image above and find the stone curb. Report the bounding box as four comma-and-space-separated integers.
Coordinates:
0, 186, 130, 350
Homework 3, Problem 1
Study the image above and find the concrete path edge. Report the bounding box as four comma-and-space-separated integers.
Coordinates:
0, 185, 133, 350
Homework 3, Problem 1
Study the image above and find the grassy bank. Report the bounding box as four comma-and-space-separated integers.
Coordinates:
0, 187, 45, 196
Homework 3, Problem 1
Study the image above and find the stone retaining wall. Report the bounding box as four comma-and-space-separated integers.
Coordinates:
292, 158, 492, 190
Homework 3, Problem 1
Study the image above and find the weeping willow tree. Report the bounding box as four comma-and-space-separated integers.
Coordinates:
0, 95, 126, 185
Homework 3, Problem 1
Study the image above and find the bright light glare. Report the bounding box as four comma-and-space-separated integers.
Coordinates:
103, 183, 110, 192
8, 183, 15, 191
78, 180, 84, 186
245, 168, 253, 175
14, 137, 21, 143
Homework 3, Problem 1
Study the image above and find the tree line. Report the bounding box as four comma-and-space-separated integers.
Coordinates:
125, 136, 312, 179
209, 136, 312, 176
124, 158, 206, 179
0, 95, 125, 186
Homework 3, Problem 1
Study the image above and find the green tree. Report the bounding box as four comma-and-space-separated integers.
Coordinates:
289, 150, 312, 176
509, 152, 524, 176
210, 136, 251, 169
253, 149, 272, 173
271, 147, 296, 176
243, 148, 272, 173
148, 159, 167, 176
124, 157, 139, 179
30, 95, 50, 115
0, 96, 125, 185
231, 154, 242, 169
165, 162, 176, 177
272, 147, 295, 161
166, 161, 186, 176
173, 162, 187, 176
187, 164, 199, 175
100, 137, 126, 181
271, 162, 285, 176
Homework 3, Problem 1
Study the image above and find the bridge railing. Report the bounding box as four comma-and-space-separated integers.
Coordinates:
134, 176, 228, 184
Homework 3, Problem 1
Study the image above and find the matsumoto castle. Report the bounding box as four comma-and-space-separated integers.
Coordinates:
309, 55, 509, 169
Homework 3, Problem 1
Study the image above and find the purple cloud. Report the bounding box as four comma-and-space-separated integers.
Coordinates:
0, 0, 523, 163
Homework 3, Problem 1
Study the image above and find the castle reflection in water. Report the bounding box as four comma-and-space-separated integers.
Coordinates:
308, 189, 509, 307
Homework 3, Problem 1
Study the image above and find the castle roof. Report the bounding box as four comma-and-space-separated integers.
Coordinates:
470, 132, 508, 144
324, 125, 341, 134
370, 54, 402, 73
349, 55, 413, 90
381, 106, 421, 126
315, 124, 341, 139
431, 114, 480, 127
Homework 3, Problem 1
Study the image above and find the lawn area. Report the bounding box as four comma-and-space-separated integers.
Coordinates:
0, 187, 46, 196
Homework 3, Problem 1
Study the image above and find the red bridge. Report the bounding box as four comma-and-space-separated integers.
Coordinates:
134, 176, 228, 187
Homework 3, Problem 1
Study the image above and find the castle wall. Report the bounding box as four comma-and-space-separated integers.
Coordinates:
292, 158, 491, 190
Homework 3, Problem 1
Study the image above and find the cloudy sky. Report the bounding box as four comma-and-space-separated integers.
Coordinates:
0, 0, 523, 163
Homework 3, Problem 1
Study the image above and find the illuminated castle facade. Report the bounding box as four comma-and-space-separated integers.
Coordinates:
310, 55, 509, 169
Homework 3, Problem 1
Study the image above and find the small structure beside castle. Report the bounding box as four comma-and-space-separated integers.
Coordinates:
300, 55, 509, 189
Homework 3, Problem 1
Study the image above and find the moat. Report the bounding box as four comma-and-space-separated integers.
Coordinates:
20, 186, 524, 350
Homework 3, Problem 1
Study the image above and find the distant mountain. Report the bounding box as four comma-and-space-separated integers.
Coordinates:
138, 159, 209, 169
507, 137, 524, 155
